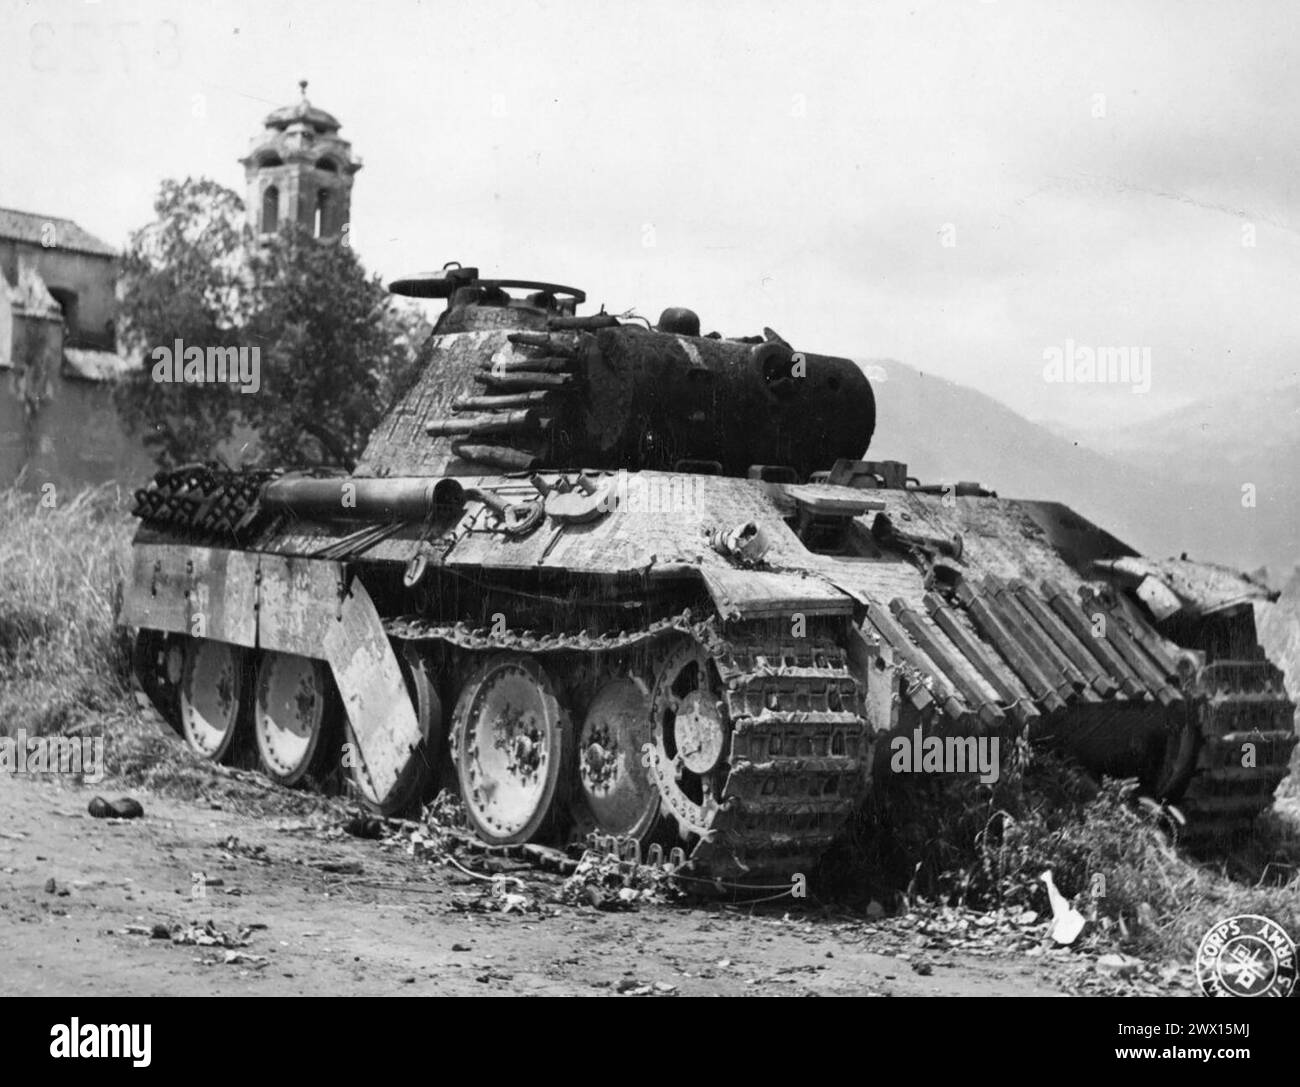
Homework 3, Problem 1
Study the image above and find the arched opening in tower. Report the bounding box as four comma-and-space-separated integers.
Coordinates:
314, 190, 330, 238
262, 186, 280, 233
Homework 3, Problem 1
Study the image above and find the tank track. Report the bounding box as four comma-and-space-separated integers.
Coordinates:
1176, 659, 1297, 840
687, 631, 870, 883
384, 611, 702, 656
385, 612, 871, 884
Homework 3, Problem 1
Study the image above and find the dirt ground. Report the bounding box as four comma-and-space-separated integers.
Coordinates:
0, 773, 1082, 998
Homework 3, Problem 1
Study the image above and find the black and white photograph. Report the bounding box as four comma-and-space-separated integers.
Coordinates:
1, 0, 1298, 1050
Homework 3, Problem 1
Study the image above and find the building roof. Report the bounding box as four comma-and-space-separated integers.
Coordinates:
0, 207, 116, 258
263, 80, 341, 133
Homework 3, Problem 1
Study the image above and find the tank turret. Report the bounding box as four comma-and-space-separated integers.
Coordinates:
375, 265, 875, 480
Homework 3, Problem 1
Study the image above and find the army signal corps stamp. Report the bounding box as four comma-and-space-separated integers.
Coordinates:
1196, 914, 1297, 997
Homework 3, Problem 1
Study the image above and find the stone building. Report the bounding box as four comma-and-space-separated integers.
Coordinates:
0, 209, 149, 490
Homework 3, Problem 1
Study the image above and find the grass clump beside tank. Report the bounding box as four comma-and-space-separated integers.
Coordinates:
0, 484, 137, 740
818, 741, 1300, 960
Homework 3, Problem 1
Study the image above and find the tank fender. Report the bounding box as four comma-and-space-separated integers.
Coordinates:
122, 544, 421, 805
122, 544, 257, 646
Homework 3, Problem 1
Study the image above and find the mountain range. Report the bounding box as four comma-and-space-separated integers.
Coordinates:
861, 359, 1300, 584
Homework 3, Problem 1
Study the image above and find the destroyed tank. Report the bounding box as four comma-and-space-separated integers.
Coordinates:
122, 263, 1296, 883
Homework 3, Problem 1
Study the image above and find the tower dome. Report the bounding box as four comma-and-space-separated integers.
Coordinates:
239, 81, 361, 239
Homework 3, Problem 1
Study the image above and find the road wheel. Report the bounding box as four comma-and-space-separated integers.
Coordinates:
450, 653, 568, 845
179, 639, 251, 764
254, 652, 340, 787
576, 671, 660, 842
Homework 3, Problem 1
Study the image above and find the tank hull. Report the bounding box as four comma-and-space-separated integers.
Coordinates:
125, 457, 1295, 875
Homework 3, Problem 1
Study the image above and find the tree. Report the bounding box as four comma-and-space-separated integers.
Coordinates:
114, 178, 248, 466
115, 177, 430, 470
242, 224, 428, 469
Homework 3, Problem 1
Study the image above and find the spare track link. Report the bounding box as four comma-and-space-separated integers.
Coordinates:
130, 462, 281, 542
384, 613, 872, 885
1176, 659, 1297, 839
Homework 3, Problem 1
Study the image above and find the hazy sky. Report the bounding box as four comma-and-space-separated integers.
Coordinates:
4, 0, 1298, 428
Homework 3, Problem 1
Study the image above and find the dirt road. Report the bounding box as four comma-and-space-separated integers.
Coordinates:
0, 773, 1086, 998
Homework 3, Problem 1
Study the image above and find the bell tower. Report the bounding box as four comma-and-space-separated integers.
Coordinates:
240, 81, 361, 240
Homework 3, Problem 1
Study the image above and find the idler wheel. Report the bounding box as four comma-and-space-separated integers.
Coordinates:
577, 674, 660, 841
254, 652, 340, 786
135, 629, 186, 736
451, 654, 568, 844
179, 639, 251, 763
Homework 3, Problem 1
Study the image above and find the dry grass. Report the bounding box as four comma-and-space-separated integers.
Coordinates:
0, 485, 137, 738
